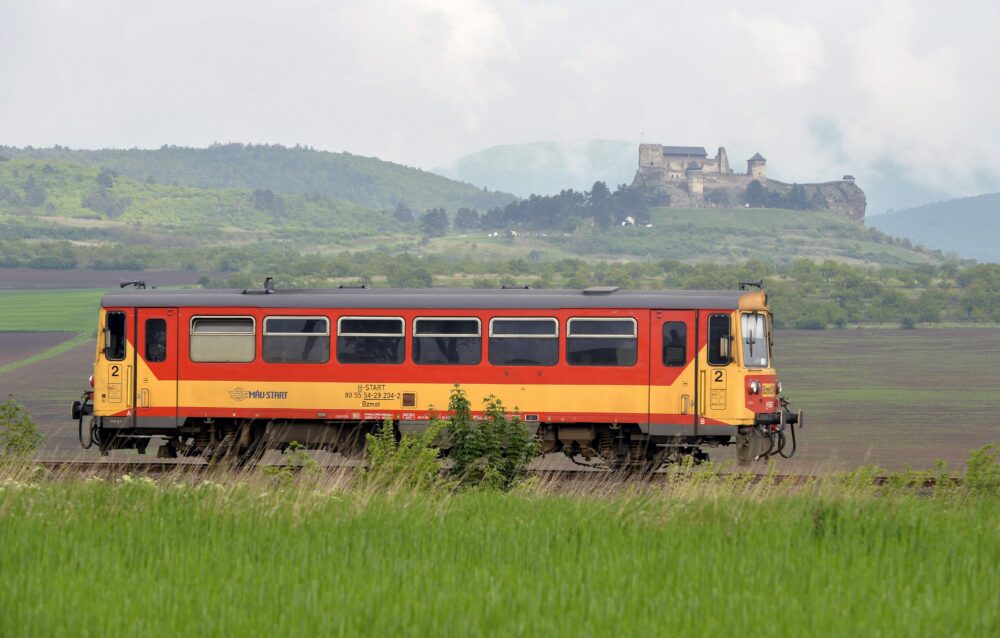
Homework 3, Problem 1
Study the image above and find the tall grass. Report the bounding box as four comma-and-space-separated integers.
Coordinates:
1, 459, 998, 637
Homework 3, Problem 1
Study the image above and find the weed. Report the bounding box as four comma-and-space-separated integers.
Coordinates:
0, 396, 43, 458
444, 386, 540, 491
365, 418, 445, 489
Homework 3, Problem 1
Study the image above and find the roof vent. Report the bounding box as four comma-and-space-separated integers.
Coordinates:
583, 286, 620, 295
501, 285, 531, 289
242, 276, 276, 295
338, 284, 369, 289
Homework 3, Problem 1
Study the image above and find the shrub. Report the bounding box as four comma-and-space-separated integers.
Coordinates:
0, 397, 43, 458
445, 386, 540, 491
365, 417, 444, 489
963, 444, 1000, 495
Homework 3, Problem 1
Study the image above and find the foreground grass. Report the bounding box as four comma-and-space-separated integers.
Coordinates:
1, 468, 998, 637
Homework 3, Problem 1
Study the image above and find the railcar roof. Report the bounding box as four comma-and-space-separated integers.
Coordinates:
100, 287, 756, 310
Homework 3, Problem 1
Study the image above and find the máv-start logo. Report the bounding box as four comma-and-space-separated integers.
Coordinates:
229, 388, 289, 401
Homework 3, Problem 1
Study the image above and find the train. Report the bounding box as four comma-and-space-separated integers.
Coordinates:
71, 280, 802, 468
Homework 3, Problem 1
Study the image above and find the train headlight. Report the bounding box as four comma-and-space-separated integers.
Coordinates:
777, 381, 783, 394
749, 381, 761, 394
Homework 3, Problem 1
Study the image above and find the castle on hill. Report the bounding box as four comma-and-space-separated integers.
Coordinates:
632, 143, 866, 222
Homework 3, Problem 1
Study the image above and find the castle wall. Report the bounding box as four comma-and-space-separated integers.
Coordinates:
632, 143, 865, 221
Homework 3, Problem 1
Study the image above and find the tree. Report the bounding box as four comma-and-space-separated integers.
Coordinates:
251, 188, 284, 214
746, 181, 767, 207
23, 175, 46, 207
453, 207, 481, 232
96, 167, 116, 188
588, 181, 613, 228
420, 208, 449, 237
393, 203, 414, 223
788, 183, 809, 210
704, 189, 730, 207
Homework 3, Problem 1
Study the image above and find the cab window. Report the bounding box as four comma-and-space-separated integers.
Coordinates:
707, 314, 731, 366
740, 313, 769, 368
105, 311, 127, 361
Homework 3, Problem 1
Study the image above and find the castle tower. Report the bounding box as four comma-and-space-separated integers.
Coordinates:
685, 162, 704, 195
717, 147, 730, 174
639, 144, 665, 168
747, 153, 767, 181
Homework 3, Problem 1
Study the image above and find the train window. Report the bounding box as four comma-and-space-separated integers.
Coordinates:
488, 318, 558, 366
145, 319, 167, 363
263, 316, 330, 364
413, 318, 481, 365
189, 317, 255, 363
337, 317, 405, 364
707, 314, 731, 366
662, 321, 687, 367
566, 318, 637, 366
104, 311, 126, 361
740, 313, 769, 368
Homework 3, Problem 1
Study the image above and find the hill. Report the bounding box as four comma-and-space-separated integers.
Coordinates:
435, 139, 637, 197
0, 159, 399, 251
0, 157, 949, 272
0, 144, 516, 213
427, 207, 945, 267
866, 193, 1000, 263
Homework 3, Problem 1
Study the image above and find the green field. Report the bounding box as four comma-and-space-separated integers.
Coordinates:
0, 289, 103, 333
1, 469, 998, 636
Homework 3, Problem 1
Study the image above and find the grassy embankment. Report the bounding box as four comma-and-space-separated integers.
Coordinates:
1, 463, 998, 636
0, 289, 103, 373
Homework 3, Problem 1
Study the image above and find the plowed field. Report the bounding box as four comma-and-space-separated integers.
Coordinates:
0, 332, 76, 367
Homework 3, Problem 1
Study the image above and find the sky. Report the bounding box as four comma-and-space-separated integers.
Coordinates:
2, 0, 999, 212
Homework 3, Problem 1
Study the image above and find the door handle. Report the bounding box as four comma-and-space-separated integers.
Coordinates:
699, 370, 707, 414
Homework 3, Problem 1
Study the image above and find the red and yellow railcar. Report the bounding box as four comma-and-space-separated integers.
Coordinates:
72, 283, 800, 467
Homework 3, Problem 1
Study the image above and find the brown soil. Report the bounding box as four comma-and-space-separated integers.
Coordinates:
0, 268, 226, 289
1, 339, 93, 453
0, 332, 77, 367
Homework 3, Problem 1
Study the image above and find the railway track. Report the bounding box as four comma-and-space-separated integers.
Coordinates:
25, 459, 955, 488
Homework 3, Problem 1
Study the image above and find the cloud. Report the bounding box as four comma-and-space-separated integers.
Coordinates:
729, 13, 825, 86
0, 0, 998, 211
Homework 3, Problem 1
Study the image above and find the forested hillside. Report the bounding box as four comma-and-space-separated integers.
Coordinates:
0, 144, 516, 213
0, 159, 395, 252
867, 193, 1000, 262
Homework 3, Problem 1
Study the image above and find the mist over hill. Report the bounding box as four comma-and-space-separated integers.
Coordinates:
435, 140, 638, 197
867, 193, 1000, 263
0, 144, 516, 213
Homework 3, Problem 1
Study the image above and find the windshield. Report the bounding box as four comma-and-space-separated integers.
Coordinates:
740, 313, 769, 368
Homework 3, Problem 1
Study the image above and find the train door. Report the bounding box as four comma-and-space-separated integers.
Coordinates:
134, 308, 179, 427
648, 310, 697, 435
697, 311, 735, 433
